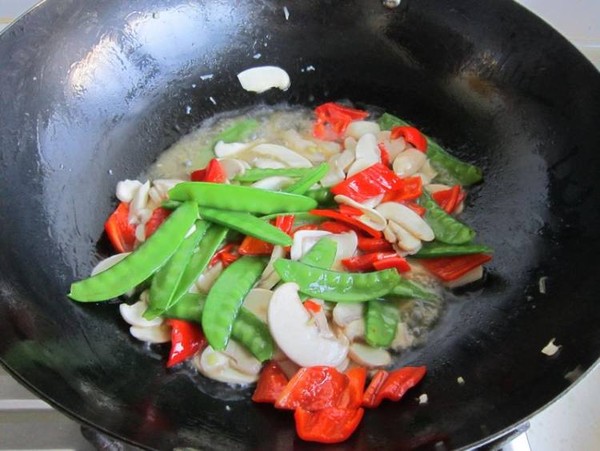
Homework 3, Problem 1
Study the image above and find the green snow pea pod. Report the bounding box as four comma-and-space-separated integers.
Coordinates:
365, 300, 399, 348
170, 225, 227, 304
415, 241, 493, 258
234, 167, 314, 182
377, 112, 409, 130
273, 259, 400, 302
168, 182, 317, 214
200, 208, 292, 246
69, 202, 198, 302
304, 187, 334, 206
390, 279, 439, 301
284, 163, 329, 195
299, 238, 338, 269
202, 256, 267, 350
420, 191, 475, 245
164, 292, 206, 322
144, 220, 209, 319
213, 118, 258, 145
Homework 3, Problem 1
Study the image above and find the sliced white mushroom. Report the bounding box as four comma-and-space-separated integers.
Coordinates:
195, 261, 224, 293
330, 232, 359, 271
129, 324, 170, 343
391, 321, 415, 350
416, 160, 438, 185
290, 230, 332, 260
258, 245, 286, 289
116, 180, 143, 203
345, 121, 381, 139
251, 176, 295, 191
283, 129, 318, 154
347, 159, 375, 178
268, 283, 349, 367
242, 288, 273, 322
332, 303, 364, 327
376, 202, 434, 241
336, 358, 350, 373
222, 340, 263, 376
147, 187, 163, 206
135, 223, 147, 243
361, 194, 384, 209
342, 319, 365, 342
425, 183, 452, 194
91, 252, 131, 276
129, 180, 151, 223
444, 265, 484, 289
214, 141, 251, 158
387, 221, 423, 254
218, 158, 250, 180
196, 346, 259, 384
344, 137, 358, 151
392, 148, 427, 177
119, 299, 163, 328
252, 158, 286, 169
337, 148, 356, 171
237, 66, 291, 93
308, 302, 335, 339
349, 343, 391, 367
250, 144, 312, 168
354, 133, 379, 163
153, 179, 184, 197
320, 164, 346, 187
334, 195, 387, 232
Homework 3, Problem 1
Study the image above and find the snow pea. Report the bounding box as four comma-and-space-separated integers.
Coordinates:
199, 208, 292, 246
213, 118, 258, 145
164, 293, 273, 361
202, 256, 267, 351
415, 241, 493, 258
378, 112, 482, 185
365, 300, 399, 347
69, 202, 198, 302
420, 191, 475, 245
389, 279, 438, 301
299, 238, 338, 269
284, 163, 329, 195
273, 259, 401, 302
168, 182, 317, 214
234, 167, 314, 183
304, 187, 335, 206
144, 220, 209, 319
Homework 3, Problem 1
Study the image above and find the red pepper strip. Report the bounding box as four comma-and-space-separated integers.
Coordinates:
145, 207, 172, 239
252, 361, 289, 404
294, 407, 364, 444
373, 255, 411, 273
338, 204, 363, 217
342, 252, 398, 272
374, 366, 427, 406
320, 221, 355, 234
420, 253, 492, 282
390, 126, 428, 152
239, 215, 295, 255
275, 366, 350, 410
313, 102, 369, 141
331, 163, 403, 203
292, 224, 320, 235
190, 158, 227, 183
382, 176, 423, 203
339, 367, 367, 409
357, 237, 393, 252
362, 370, 389, 408
209, 243, 237, 266
432, 185, 462, 213
104, 202, 137, 253
166, 319, 206, 367
310, 209, 382, 238
377, 142, 391, 167
275, 215, 295, 235
219, 251, 240, 268
303, 299, 322, 314
404, 202, 427, 217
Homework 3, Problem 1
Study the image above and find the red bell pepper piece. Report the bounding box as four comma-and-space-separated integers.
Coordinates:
361, 370, 389, 408
313, 102, 369, 141
377, 142, 391, 167
320, 221, 355, 234
404, 202, 427, 217
252, 361, 289, 404
209, 243, 237, 266
275, 215, 295, 235
339, 367, 367, 409
303, 299, 322, 314
357, 237, 393, 252
145, 207, 172, 239
310, 209, 382, 238
432, 185, 463, 214
362, 366, 426, 408
372, 255, 411, 273
104, 202, 137, 253
382, 176, 423, 203
338, 204, 363, 217
331, 163, 403, 203
166, 319, 206, 367
390, 126, 428, 152
294, 407, 364, 444
190, 158, 227, 183
275, 366, 350, 411
239, 215, 295, 256
420, 253, 492, 282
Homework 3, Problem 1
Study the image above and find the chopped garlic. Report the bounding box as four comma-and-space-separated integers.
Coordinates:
237, 66, 291, 93
457, 376, 465, 385
418, 393, 428, 404
541, 338, 561, 356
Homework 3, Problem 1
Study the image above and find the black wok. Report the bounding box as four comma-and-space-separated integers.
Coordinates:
1, 0, 600, 449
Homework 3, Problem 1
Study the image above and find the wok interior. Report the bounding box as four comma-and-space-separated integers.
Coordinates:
1, 0, 600, 449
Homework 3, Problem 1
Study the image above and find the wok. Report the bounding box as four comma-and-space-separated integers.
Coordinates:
1, 0, 600, 449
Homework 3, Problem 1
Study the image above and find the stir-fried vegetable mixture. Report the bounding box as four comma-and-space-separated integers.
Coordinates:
69, 103, 492, 443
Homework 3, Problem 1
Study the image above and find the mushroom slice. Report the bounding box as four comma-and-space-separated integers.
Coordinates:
196, 346, 259, 384
444, 265, 484, 289
129, 180, 151, 223
218, 158, 250, 180
417, 160, 438, 185
250, 144, 312, 168
342, 319, 366, 342
252, 158, 286, 169
376, 202, 434, 241
268, 283, 349, 367
347, 159, 374, 178
391, 322, 415, 350
222, 340, 262, 376
92, 252, 131, 276
242, 288, 273, 323
349, 343, 392, 367
152, 179, 184, 198
387, 221, 423, 254
116, 179, 142, 203
120, 299, 163, 328
214, 141, 251, 158
392, 148, 427, 177
290, 231, 332, 260
334, 195, 387, 231
129, 324, 170, 343
346, 121, 381, 139
195, 261, 224, 293
332, 303, 364, 327
258, 245, 286, 289
336, 358, 350, 373
251, 176, 295, 191
354, 133, 380, 163
425, 183, 452, 194
330, 232, 359, 270
237, 66, 291, 93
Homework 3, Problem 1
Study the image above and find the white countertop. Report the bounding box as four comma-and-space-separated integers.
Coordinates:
0, 1, 599, 450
